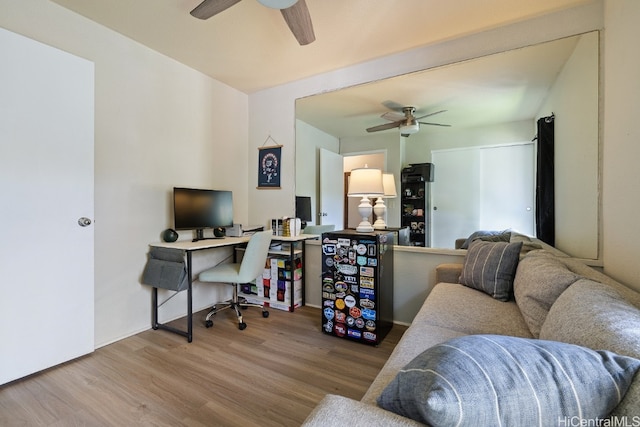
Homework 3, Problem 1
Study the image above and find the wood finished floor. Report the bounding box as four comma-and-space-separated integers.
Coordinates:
1, 306, 406, 426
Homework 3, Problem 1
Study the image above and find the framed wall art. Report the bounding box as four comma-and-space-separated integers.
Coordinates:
257, 139, 282, 189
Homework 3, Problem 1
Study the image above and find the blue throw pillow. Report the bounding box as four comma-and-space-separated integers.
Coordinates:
458, 240, 522, 301
377, 335, 640, 426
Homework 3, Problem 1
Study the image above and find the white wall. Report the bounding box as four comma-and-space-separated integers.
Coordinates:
406, 120, 534, 162
536, 31, 599, 259
0, 0, 250, 346
602, 0, 640, 291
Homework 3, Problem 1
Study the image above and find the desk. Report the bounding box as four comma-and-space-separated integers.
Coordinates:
148, 234, 318, 342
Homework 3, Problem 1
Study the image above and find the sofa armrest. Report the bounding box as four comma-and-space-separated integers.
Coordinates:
436, 263, 463, 283
302, 394, 424, 427
455, 238, 467, 249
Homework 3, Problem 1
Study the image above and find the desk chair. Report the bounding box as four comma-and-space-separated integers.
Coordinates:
199, 230, 272, 330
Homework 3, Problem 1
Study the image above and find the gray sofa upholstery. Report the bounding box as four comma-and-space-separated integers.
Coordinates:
303, 235, 640, 426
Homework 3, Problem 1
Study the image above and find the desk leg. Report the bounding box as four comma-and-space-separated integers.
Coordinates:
151, 250, 193, 343
152, 287, 159, 329
290, 242, 295, 312
301, 240, 306, 307
186, 251, 193, 342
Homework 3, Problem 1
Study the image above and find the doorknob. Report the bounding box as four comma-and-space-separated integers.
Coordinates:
78, 217, 92, 227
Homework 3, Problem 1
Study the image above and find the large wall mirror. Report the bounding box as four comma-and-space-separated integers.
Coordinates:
295, 31, 600, 260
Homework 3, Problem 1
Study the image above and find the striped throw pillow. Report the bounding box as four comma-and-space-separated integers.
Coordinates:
377, 335, 640, 426
459, 240, 522, 301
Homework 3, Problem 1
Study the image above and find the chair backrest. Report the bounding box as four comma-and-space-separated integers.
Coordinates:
237, 230, 273, 283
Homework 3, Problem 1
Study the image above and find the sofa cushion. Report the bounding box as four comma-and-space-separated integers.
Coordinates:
540, 278, 640, 417
551, 256, 640, 309
513, 252, 582, 337
303, 394, 424, 427
409, 283, 533, 338
458, 240, 522, 301
377, 334, 640, 427
361, 282, 532, 406
509, 232, 558, 257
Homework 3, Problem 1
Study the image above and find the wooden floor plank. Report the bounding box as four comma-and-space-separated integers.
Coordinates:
0, 306, 406, 426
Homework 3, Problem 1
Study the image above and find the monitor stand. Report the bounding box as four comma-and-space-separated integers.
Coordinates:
192, 229, 224, 242
193, 229, 207, 242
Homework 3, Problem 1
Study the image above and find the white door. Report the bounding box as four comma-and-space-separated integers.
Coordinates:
431, 149, 481, 248
480, 144, 535, 234
0, 28, 94, 385
319, 148, 344, 228
431, 144, 534, 248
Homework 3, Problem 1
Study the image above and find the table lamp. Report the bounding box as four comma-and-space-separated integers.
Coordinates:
373, 173, 397, 229
348, 166, 384, 232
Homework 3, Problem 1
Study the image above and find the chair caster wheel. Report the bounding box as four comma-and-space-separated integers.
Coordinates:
239, 322, 247, 330
262, 311, 269, 318
205, 320, 213, 328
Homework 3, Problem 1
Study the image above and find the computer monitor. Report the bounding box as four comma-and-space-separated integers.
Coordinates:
295, 196, 312, 227
173, 187, 233, 241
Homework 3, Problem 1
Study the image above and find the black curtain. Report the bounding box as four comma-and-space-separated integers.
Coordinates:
535, 115, 555, 246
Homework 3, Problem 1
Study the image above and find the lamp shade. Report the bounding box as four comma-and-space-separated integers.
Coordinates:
348, 167, 384, 197
382, 173, 397, 198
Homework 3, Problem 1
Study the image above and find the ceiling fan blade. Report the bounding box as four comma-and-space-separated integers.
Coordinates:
281, 0, 315, 45
414, 109, 447, 120
381, 111, 405, 122
418, 121, 452, 127
381, 100, 406, 112
190, 0, 242, 19
366, 121, 402, 133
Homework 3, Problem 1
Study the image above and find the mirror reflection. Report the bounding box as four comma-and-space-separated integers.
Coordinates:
296, 31, 599, 259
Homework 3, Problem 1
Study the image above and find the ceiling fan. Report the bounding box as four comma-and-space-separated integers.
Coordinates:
366, 107, 450, 137
190, 0, 315, 46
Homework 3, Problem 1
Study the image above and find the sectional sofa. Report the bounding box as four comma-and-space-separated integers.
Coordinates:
303, 233, 640, 426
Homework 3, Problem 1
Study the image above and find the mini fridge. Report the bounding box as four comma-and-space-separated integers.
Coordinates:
321, 229, 394, 345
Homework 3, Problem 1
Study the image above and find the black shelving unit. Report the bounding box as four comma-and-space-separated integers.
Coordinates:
401, 163, 434, 247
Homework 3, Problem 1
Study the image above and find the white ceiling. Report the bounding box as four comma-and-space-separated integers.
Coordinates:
49, 0, 593, 94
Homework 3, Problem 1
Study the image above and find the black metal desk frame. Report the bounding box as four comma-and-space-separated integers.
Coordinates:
149, 234, 317, 342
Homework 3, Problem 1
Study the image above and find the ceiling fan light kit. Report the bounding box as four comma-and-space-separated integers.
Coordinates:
257, 0, 298, 9
399, 120, 419, 135
190, 0, 314, 45
366, 106, 449, 136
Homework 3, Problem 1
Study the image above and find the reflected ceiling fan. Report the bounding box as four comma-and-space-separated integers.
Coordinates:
366, 107, 450, 137
190, 0, 315, 45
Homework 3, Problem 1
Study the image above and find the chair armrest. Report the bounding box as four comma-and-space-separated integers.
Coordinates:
436, 263, 463, 283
